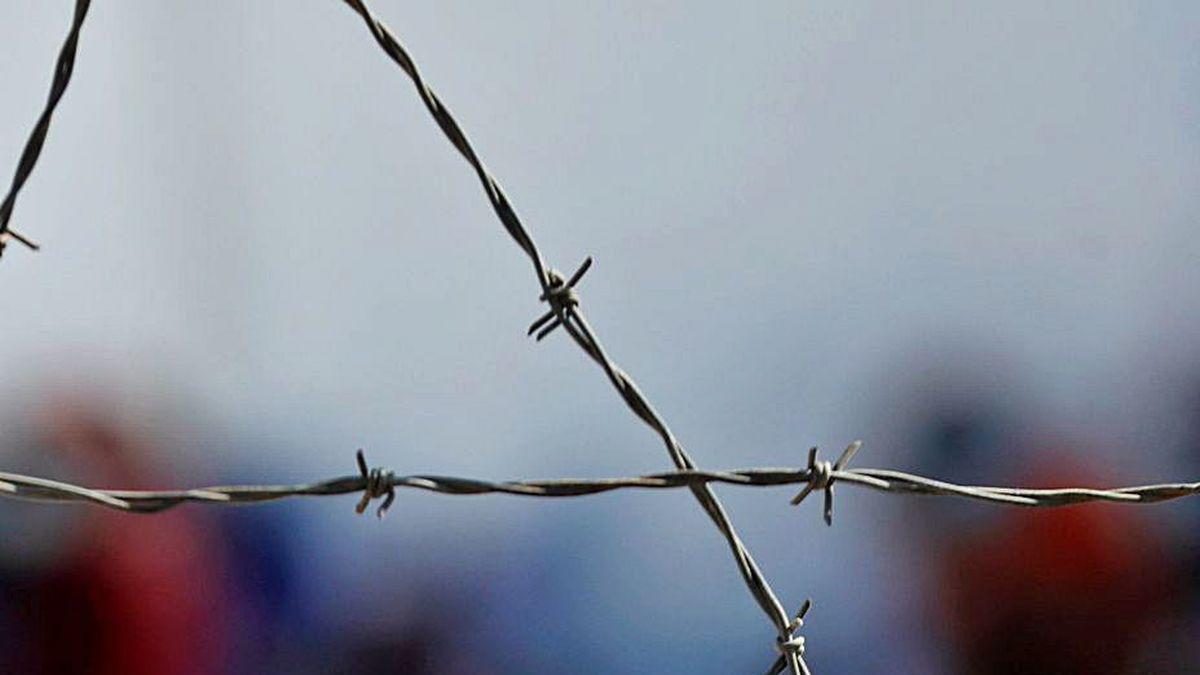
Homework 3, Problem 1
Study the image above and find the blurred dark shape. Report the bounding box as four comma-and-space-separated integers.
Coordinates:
0, 382, 529, 675
883, 345, 1031, 501
336, 622, 492, 675
216, 506, 309, 674
0, 390, 235, 675
1184, 373, 1200, 593
1128, 370, 1200, 672
886, 359, 1193, 673
919, 407, 1007, 483
933, 453, 1178, 675
904, 387, 1022, 542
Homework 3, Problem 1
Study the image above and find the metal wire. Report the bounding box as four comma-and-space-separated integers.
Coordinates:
337, 1, 813, 670
5, 447, 1197, 517
16, 443, 1200, 675
4, 446, 1198, 671
0, 0, 91, 256
3, 3, 1198, 673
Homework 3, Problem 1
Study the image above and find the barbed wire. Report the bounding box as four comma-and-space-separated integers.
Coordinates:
7, 445, 1200, 674
3, 444, 1199, 675
0, 0, 90, 257
338, 1, 816, 670
3, 3, 1196, 674
5, 447, 1198, 518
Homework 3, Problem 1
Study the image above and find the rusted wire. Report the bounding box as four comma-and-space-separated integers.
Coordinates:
0, 0, 91, 257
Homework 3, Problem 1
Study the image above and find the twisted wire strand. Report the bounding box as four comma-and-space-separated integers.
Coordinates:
0, 0, 91, 256
5, 4, 1193, 673
4, 445, 1199, 675
1, 447, 1195, 515
337, 1, 809, 671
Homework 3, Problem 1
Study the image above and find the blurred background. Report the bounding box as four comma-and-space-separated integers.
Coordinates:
2, 1, 1199, 673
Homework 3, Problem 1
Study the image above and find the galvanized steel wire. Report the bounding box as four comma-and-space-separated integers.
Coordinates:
4, 445, 1199, 673
3, 3, 1198, 673
340, 1, 812, 670
0, 0, 90, 256
4, 447, 1198, 518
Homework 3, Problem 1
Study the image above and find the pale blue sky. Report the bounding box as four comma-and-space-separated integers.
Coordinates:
2, 2, 1198, 671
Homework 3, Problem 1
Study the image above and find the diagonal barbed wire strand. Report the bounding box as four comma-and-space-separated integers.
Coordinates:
0, 0, 91, 257
337, 1, 810, 671
6, 4, 1197, 674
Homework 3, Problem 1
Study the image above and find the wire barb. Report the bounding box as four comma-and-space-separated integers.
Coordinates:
0, 0, 91, 259
6, 2, 1198, 673
355, 449, 396, 519
791, 441, 862, 525
2, 452, 1199, 513
0, 229, 40, 256
527, 257, 592, 341
316, 1, 807, 671
768, 599, 814, 675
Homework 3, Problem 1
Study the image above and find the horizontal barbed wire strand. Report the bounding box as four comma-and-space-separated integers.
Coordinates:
2, 446, 1196, 516
0, 0, 91, 257
337, 1, 811, 671
7, 4, 1192, 674
9, 445, 1198, 675
19, 445, 1197, 675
